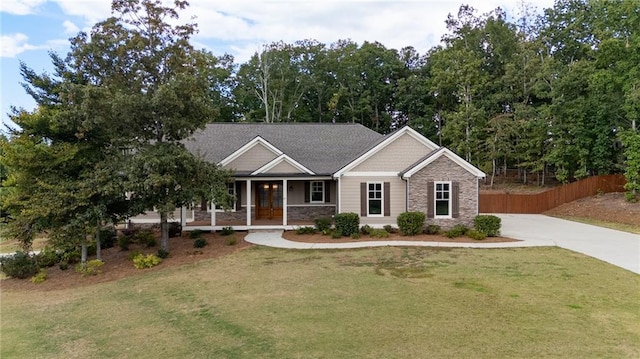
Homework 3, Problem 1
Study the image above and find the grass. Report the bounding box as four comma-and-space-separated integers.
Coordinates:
549, 215, 640, 234
0, 236, 49, 254
2, 246, 639, 358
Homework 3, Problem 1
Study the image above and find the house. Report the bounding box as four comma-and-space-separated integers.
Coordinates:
132, 123, 486, 230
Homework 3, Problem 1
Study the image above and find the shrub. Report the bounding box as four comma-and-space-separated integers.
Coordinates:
360, 224, 373, 235
127, 249, 142, 261
132, 253, 162, 269
473, 215, 501, 237
118, 235, 132, 250
168, 222, 182, 238
625, 191, 637, 203
75, 259, 104, 276
466, 229, 487, 240
350, 232, 361, 239
120, 228, 138, 237
296, 226, 316, 235
157, 248, 170, 259
370, 228, 390, 238
383, 224, 397, 234
331, 231, 342, 239
220, 226, 235, 236
98, 226, 117, 249
424, 224, 441, 235
193, 238, 208, 248
397, 212, 426, 236
445, 224, 469, 238
189, 229, 203, 239
30, 268, 48, 284
0, 252, 39, 279
135, 230, 157, 247
35, 246, 59, 267
314, 217, 332, 232
58, 261, 69, 270
225, 235, 238, 246
60, 249, 81, 264
334, 212, 359, 236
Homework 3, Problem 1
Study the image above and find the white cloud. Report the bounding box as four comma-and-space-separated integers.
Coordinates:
62, 20, 80, 35
0, 33, 36, 58
51, 0, 112, 25
0, 0, 46, 15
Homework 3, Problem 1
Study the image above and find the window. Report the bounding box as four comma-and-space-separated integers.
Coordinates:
310, 181, 324, 203
434, 181, 451, 217
368, 182, 383, 216
215, 183, 236, 211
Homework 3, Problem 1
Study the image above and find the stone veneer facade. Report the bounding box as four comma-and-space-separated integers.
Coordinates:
408, 156, 479, 229
192, 205, 335, 225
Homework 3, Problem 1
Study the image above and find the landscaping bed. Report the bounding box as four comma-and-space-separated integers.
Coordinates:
283, 230, 518, 244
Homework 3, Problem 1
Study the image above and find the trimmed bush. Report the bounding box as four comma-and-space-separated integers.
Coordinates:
383, 225, 398, 234
35, 246, 59, 267
473, 215, 501, 237
466, 229, 487, 240
168, 222, 182, 238
220, 226, 235, 236
350, 232, 361, 240
0, 252, 39, 279
135, 230, 157, 247
334, 212, 359, 236
445, 224, 469, 238
30, 268, 48, 284
360, 224, 373, 235
75, 259, 104, 276
132, 253, 162, 269
118, 235, 132, 250
193, 238, 208, 248
314, 217, 332, 232
370, 229, 390, 238
225, 235, 238, 246
99, 226, 117, 249
296, 226, 317, 235
397, 212, 426, 236
424, 224, 441, 235
331, 231, 342, 239
157, 248, 170, 259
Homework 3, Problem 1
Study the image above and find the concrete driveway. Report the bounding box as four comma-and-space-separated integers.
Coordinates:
497, 214, 640, 274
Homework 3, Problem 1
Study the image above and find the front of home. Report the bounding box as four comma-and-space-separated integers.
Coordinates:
131, 123, 485, 230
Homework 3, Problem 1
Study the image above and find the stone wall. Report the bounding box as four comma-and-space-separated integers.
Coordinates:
408, 156, 479, 229
287, 205, 335, 222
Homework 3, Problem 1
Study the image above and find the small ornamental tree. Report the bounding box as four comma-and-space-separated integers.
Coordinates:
620, 130, 640, 201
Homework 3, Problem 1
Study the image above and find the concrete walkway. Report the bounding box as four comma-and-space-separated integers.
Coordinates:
244, 214, 640, 274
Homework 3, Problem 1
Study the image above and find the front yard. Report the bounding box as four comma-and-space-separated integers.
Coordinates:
2, 245, 639, 358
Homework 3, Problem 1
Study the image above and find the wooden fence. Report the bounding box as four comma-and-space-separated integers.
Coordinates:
479, 174, 627, 214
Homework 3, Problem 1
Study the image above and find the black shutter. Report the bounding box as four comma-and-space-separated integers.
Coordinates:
235, 182, 242, 209
304, 182, 310, 203
427, 181, 434, 218
452, 182, 460, 218
383, 182, 391, 216
324, 180, 331, 203
360, 182, 367, 216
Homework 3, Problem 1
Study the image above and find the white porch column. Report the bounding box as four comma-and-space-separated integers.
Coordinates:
337, 176, 342, 213
210, 203, 216, 227
246, 179, 252, 226
283, 179, 288, 226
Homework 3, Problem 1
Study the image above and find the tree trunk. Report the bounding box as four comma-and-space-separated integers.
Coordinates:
160, 212, 169, 251
490, 158, 496, 188
95, 225, 102, 261
81, 241, 88, 265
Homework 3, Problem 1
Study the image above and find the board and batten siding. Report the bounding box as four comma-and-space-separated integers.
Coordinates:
223, 144, 277, 172
263, 160, 303, 174
340, 176, 406, 225
351, 133, 434, 172
408, 156, 479, 228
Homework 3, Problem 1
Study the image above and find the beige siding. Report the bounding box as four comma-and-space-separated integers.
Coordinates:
352, 133, 435, 172
223, 144, 277, 172
264, 160, 303, 174
340, 176, 406, 225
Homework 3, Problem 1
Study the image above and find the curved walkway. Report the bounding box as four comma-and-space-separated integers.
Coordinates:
244, 214, 640, 274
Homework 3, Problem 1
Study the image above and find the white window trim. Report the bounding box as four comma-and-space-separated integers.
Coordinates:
309, 181, 325, 204
214, 183, 236, 212
434, 181, 452, 219
367, 181, 384, 217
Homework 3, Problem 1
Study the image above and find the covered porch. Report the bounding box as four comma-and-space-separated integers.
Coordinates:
183, 177, 336, 231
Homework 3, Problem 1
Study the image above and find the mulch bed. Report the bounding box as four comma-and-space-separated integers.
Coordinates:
282, 230, 518, 244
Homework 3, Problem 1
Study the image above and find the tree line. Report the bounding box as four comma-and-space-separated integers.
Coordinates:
0, 0, 638, 259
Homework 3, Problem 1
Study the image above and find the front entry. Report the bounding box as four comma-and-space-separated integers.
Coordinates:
256, 182, 283, 220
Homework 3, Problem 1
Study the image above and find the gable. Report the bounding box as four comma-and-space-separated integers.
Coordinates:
262, 160, 305, 174
223, 142, 278, 172
351, 132, 433, 172
401, 147, 486, 179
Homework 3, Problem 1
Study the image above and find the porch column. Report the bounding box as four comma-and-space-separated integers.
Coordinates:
283, 179, 288, 226
246, 179, 252, 226
210, 202, 216, 227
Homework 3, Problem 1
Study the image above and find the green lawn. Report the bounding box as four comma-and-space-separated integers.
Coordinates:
2, 246, 639, 358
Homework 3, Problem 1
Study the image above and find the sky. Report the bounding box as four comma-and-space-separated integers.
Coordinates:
0, 0, 555, 130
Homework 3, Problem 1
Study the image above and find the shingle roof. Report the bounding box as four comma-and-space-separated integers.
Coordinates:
183, 123, 383, 175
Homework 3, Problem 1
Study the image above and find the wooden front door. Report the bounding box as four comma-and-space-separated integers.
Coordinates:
256, 182, 283, 220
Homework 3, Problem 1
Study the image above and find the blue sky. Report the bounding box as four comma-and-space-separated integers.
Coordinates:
0, 0, 553, 130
